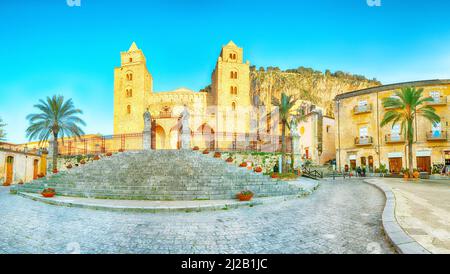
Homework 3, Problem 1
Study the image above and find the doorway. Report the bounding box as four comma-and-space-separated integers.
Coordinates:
416, 156, 431, 174
33, 159, 39, 180
5, 156, 14, 186
389, 157, 402, 174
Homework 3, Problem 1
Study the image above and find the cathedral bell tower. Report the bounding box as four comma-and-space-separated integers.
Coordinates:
113, 42, 153, 135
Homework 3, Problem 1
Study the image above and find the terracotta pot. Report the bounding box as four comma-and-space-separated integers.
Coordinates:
93, 155, 100, 161
237, 193, 253, 201
202, 150, 209, 155
106, 152, 113, 157
80, 160, 86, 165
213, 152, 221, 158
239, 163, 247, 168
52, 169, 58, 174
42, 192, 55, 198
413, 171, 420, 179
271, 173, 279, 179
254, 167, 263, 173
192, 146, 199, 151
225, 157, 233, 163
66, 165, 73, 169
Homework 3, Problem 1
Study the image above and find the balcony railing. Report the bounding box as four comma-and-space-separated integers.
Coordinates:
427, 96, 447, 106
355, 136, 374, 146
427, 131, 448, 141
353, 104, 372, 114
385, 134, 405, 144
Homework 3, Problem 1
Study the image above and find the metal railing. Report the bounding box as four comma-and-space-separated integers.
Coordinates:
353, 104, 372, 114
427, 96, 447, 106
385, 134, 405, 144
354, 136, 374, 146
50, 132, 292, 156
426, 131, 448, 141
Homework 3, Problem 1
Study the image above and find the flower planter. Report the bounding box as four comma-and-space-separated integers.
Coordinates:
202, 150, 209, 155
237, 193, 254, 201
93, 155, 100, 161
213, 152, 221, 158
66, 164, 73, 169
413, 171, 420, 179
271, 173, 279, 179
192, 146, 199, 151
3, 182, 11, 187
226, 157, 233, 163
118, 149, 124, 153
254, 167, 263, 173
52, 169, 58, 174
42, 188, 56, 198
239, 163, 247, 168
106, 152, 113, 157
79, 160, 86, 165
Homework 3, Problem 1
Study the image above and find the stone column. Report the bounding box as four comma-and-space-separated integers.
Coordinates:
181, 107, 191, 150
47, 137, 55, 172
143, 109, 152, 150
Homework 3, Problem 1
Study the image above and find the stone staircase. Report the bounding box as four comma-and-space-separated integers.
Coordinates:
13, 150, 304, 200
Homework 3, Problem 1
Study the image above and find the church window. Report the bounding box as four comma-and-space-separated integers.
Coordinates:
127, 105, 131, 114
129, 57, 133, 63
126, 89, 132, 97
229, 86, 238, 95
230, 71, 238, 79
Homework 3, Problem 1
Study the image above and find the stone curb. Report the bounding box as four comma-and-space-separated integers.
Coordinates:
363, 179, 431, 254
17, 181, 318, 213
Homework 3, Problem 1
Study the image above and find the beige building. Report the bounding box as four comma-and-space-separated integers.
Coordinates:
335, 79, 450, 174
0, 143, 47, 185
297, 106, 335, 165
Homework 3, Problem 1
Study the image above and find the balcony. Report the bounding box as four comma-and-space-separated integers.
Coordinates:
427, 96, 447, 106
353, 104, 372, 115
385, 134, 405, 144
355, 136, 374, 146
427, 131, 448, 141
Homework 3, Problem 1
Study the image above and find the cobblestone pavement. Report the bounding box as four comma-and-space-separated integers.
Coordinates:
0, 179, 394, 254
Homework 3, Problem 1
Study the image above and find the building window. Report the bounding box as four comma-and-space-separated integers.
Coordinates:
230, 86, 238, 95
326, 125, 330, 133
126, 89, 132, 97
230, 71, 238, 79
129, 57, 133, 63
229, 53, 237, 60
127, 105, 131, 114
430, 91, 441, 103
232, 102, 236, 111
126, 73, 133, 81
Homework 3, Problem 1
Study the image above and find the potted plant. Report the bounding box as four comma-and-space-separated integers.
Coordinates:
271, 173, 279, 179
118, 148, 124, 153
93, 155, 100, 161
41, 188, 56, 198
106, 152, 113, 157
66, 164, 73, 169
236, 190, 254, 201
225, 157, 233, 163
18, 180, 24, 185
202, 149, 209, 155
37, 173, 45, 179
80, 159, 86, 165
413, 168, 420, 179
213, 152, 221, 158
52, 169, 58, 174
239, 162, 247, 168
254, 166, 263, 173
192, 146, 199, 151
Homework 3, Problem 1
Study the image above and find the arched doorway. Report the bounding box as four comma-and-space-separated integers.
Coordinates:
368, 156, 374, 173
33, 159, 39, 180
4, 156, 14, 186
197, 124, 215, 150
155, 125, 166, 149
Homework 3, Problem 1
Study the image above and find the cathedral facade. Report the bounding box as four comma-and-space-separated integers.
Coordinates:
113, 41, 260, 150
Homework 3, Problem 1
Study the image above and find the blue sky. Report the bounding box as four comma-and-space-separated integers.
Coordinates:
0, 0, 449, 143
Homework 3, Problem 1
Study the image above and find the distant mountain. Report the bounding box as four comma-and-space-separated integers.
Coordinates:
250, 66, 381, 117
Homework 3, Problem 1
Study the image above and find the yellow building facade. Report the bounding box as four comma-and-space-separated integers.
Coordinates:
335, 80, 450, 174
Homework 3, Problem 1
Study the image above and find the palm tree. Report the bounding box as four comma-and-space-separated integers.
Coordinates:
0, 117, 6, 141
26, 95, 86, 172
380, 87, 440, 177
272, 93, 298, 173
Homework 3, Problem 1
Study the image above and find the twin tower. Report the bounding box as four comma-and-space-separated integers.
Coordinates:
113, 41, 252, 141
